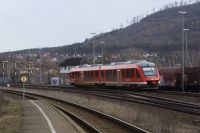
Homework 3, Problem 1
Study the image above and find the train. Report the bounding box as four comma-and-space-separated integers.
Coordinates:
159, 67, 200, 91
69, 60, 160, 89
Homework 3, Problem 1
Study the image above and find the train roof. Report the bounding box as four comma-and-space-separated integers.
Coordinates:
71, 65, 101, 72
101, 60, 155, 70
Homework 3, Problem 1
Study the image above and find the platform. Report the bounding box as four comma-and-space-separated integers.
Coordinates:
20, 100, 84, 133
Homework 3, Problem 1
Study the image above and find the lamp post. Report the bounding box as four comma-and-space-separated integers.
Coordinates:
27, 62, 34, 84
184, 29, 189, 67
2, 61, 9, 85
39, 49, 42, 85
179, 11, 187, 92
14, 61, 20, 84
90, 33, 96, 65
100, 42, 105, 64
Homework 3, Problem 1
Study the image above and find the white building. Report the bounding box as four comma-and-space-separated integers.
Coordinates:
59, 57, 82, 84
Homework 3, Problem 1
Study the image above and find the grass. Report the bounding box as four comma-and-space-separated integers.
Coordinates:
0, 92, 8, 116
0, 91, 21, 133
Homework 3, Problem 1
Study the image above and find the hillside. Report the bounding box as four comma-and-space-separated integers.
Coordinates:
1, 1, 200, 67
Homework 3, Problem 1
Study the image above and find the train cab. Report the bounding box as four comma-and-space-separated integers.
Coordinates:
138, 61, 160, 86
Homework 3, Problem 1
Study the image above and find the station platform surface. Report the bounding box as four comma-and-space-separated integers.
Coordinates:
20, 100, 83, 133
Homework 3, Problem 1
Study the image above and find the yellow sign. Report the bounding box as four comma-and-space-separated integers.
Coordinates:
21, 75, 28, 83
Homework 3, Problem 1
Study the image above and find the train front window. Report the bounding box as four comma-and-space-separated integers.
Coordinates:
142, 67, 157, 77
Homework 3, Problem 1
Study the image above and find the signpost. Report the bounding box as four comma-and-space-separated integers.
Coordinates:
20, 75, 28, 100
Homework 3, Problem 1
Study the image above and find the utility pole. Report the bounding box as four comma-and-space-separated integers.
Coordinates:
184, 29, 189, 67
90, 33, 96, 65
28, 62, 33, 84
2, 61, 8, 85
39, 49, 42, 85
100, 42, 105, 64
14, 61, 20, 84
179, 11, 187, 92
75, 43, 78, 57
2, 62, 5, 85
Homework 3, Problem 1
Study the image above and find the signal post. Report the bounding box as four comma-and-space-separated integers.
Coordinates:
20, 75, 28, 100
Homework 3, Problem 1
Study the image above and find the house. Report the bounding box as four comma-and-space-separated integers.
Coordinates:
59, 57, 82, 84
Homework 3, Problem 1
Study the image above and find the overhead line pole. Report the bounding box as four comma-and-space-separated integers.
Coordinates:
100, 42, 105, 65
184, 29, 189, 67
179, 11, 187, 92
91, 33, 96, 65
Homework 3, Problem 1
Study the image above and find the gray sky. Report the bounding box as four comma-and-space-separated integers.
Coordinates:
0, 0, 183, 52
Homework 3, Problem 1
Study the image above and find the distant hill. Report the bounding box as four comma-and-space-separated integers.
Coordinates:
1, 1, 200, 67
80, 2, 200, 53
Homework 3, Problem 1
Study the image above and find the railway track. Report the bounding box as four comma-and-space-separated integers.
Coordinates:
11, 84, 200, 116
153, 89, 200, 97
11, 84, 200, 97
1, 88, 149, 133
60, 88, 200, 116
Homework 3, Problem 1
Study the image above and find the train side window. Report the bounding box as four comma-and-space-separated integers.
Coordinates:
75, 72, 77, 78
84, 72, 87, 80
109, 70, 112, 80
130, 69, 134, 78
88, 71, 91, 80
95, 71, 98, 79
106, 70, 109, 80
91, 71, 94, 80
77, 72, 80, 78
126, 69, 130, 78
113, 70, 117, 81
101, 71, 104, 80
88, 72, 90, 80
122, 69, 125, 79
136, 70, 141, 78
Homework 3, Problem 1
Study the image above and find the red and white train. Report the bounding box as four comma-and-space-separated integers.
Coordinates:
69, 60, 160, 89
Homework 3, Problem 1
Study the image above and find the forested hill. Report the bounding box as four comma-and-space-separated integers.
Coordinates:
81, 1, 200, 53
48, 1, 200, 55
1, 1, 200, 66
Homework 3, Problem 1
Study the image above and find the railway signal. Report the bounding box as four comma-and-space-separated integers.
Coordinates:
20, 75, 28, 100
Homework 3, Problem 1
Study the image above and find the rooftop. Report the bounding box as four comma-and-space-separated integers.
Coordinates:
59, 57, 82, 67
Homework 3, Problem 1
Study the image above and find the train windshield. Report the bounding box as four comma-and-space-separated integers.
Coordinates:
142, 67, 157, 77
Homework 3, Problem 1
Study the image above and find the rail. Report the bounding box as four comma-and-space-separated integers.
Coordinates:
1, 88, 149, 133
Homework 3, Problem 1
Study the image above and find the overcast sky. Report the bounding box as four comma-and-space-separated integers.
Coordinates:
0, 0, 183, 53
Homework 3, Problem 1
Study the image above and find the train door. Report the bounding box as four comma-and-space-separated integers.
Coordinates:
117, 70, 121, 85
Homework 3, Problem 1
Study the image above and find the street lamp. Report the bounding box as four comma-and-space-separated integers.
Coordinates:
184, 29, 189, 67
100, 42, 105, 64
14, 61, 20, 84
179, 11, 187, 92
39, 49, 42, 85
90, 33, 96, 65
27, 62, 34, 84
2, 61, 9, 85
184, 29, 189, 64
